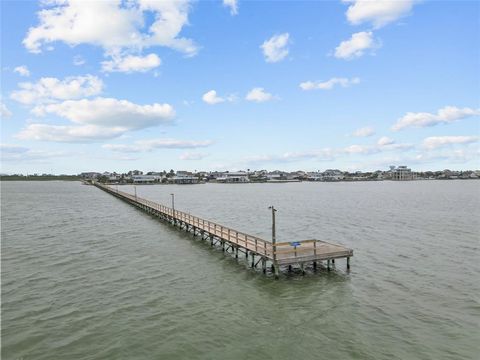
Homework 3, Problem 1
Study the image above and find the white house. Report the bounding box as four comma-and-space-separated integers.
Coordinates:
216, 171, 250, 183
132, 175, 162, 183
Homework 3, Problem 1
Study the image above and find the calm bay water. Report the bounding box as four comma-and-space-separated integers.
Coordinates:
1, 180, 479, 360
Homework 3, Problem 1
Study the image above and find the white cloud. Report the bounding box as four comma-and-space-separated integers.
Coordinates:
223, 0, 238, 15
245, 148, 336, 164
343, 144, 373, 155
352, 126, 375, 137
32, 97, 175, 130
392, 106, 480, 131
344, 137, 413, 154
202, 90, 225, 105
14, 65, 30, 77
23, 0, 198, 56
300, 77, 360, 91
73, 55, 86, 66
102, 53, 161, 73
1, 143, 67, 161
334, 31, 378, 59
1, 102, 12, 118
179, 152, 209, 160
377, 136, 394, 146
422, 136, 479, 150
103, 138, 213, 152
10, 75, 103, 104
261, 33, 290, 63
345, 0, 415, 28
17, 97, 175, 143
245, 87, 274, 102
16, 124, 125, 143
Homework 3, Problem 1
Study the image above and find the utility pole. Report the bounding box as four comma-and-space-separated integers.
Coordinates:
171, 193, 175, 223
268, 205, 278, 278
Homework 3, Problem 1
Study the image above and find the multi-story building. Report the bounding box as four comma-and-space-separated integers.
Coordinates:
390, 166, 414, 180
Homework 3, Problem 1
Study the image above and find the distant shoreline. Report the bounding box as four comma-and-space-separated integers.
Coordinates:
1, 177, 478, 183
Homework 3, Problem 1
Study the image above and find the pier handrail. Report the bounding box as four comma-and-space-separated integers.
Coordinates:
97, 183, 273, 255
93, 183, 352, 266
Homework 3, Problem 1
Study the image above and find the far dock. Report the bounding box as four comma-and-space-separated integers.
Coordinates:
93, 182, 353, 277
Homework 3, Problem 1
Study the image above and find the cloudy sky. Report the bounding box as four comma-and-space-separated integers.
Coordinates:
1, 0, 479, 174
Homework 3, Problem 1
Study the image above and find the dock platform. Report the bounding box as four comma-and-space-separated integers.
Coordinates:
94, 182, 353, 277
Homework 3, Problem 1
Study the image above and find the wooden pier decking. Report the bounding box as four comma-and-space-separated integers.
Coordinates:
94, 183, 353, 277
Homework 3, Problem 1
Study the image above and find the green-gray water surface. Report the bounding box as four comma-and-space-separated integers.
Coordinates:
1, 181, 479, 359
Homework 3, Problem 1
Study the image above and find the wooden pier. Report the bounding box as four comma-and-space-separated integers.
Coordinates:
94, 183, 353, 277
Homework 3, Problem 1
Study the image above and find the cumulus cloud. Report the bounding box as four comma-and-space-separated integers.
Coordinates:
351, 126, 375, 137
179, 152, 209, 160
1, 102, 12, 118
223, 0, 238, 15
300, 77, 360, 91
345, 0, 415, 28
245, 87, 274, 102
31, 97, 175, 129
422, 136, 479, 150
14, 65, 30, 77
102, 53, 161, 73
377, 136, 394, 146
202, 90, 225, 105
103, 138, 213, 152
17, 97, 175, 143
392, 106, 480, 131
343, 144, 374, 155
261, 33, 290, 63
334, 31, 378, 59
10, 75, 103, 104
23, 0, 198, 57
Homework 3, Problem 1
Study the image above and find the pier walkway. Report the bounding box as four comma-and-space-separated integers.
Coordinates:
94, 183, 353, 277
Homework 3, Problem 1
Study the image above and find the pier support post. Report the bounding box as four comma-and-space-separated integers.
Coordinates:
288, 265, 292, 272
274, 264, 279, 279
300, 263, 305, 275
313, 261, 317, 271
210, 235, 214, 247
262, 258, 266, 273
347, 257, 350, 269
327, 259, 331, 271
332, 259, 335, 264
235, 247, 238, 259
251, 254, 255, 268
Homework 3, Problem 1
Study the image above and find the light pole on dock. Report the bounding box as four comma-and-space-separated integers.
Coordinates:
268, 205, 277, 244
268, 205, 278, 277
170, 193, 175, 221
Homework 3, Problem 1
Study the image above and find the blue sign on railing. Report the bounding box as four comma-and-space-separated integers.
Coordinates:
290, 241, 301, 247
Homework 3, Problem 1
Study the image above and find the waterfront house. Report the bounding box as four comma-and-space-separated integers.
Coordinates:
216, 171, 250, 183
169, 171, 200, 184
